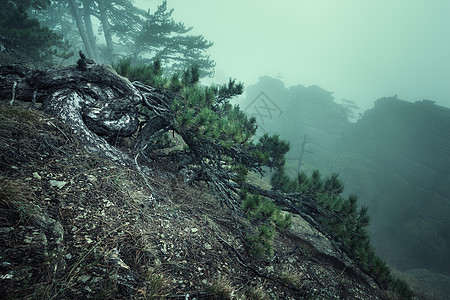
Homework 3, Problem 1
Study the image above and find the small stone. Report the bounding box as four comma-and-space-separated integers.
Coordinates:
0, 227, 13, 233
49, 180, 67, 189
65, 253, 72, 260
191, 228, 198, 233
78, 274, 91, 283
154, 258, 162, 267
0, 271, 13, 279
91, 277, 101, 283
33, 172, 42, 180
204, 243, 212, 250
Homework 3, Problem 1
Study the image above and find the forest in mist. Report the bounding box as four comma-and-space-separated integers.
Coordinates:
1, 0, 450, 298
241, 76, 450, 277
2, 0, 449, 111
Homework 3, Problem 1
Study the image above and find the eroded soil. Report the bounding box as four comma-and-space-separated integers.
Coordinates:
0, 102, 387, 299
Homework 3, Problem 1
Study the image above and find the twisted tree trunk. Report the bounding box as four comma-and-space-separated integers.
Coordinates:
0, 64, 145, 164
0, 62, 328, 239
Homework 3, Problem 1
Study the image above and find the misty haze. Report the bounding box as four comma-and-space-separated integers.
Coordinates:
1, 0, 449, 299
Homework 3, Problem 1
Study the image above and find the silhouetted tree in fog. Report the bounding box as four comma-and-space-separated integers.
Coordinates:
0, 0, 71, 66
31, 0, 215, 75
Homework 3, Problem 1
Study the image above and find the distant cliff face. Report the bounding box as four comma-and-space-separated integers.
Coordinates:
241, 76, 348, 174
242, 77, 450, 276
336, 97, 450, 274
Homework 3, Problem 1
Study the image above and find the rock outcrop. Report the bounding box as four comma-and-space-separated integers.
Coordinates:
336, 97, 450, 275
241, 76, 348, 174
243, 77, 450, 276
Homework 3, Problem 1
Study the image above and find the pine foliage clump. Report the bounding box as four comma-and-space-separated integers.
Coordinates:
133, 0, 215, 76
114, 59, 290, 191
271, 169, 413, 297
114, 58, 412, 298
114, 58, 167, 88
0, 1, 71, 66
242, 193, 292, 257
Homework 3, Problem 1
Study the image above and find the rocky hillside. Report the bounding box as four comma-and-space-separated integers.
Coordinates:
335, 97, 450, 275
0, 101, 392, 298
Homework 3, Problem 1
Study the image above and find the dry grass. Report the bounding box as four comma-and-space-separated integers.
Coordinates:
0, 101, 390, 299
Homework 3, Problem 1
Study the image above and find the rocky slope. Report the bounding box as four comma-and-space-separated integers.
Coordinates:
0, 102, 391, 299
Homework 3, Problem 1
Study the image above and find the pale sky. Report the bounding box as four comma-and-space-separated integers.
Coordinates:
136, 0, 450, 111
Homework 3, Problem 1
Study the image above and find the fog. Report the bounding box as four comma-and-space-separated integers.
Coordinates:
132, 1, 450, 278
136, 0, 450, 112
3, 0, 449, 294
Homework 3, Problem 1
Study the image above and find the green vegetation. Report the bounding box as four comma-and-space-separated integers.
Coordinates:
245, 287, 269, 300
114, 58, 413, 298
133, 0, 215, 76
0, 178, 37, 224
209, 277, 233, 299
114, 58, 168, 88
280, 272, 301, 288
242, 193, 292, 258
0, 0, 71, 66
271, 168, 414, 298
114, 59, 290, 189
142, 268, 168, 300
29, 0, 214, 73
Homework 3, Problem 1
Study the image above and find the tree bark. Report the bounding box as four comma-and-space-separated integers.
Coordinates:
0, 63, 327, 241
82, 0, 99, 61
68, 0, 95, 59
1, 64, 142, 164
97, 0, 114, 63
297, 134, 307, 173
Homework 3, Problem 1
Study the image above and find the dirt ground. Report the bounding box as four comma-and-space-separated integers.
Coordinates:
0, 101, 397, 299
